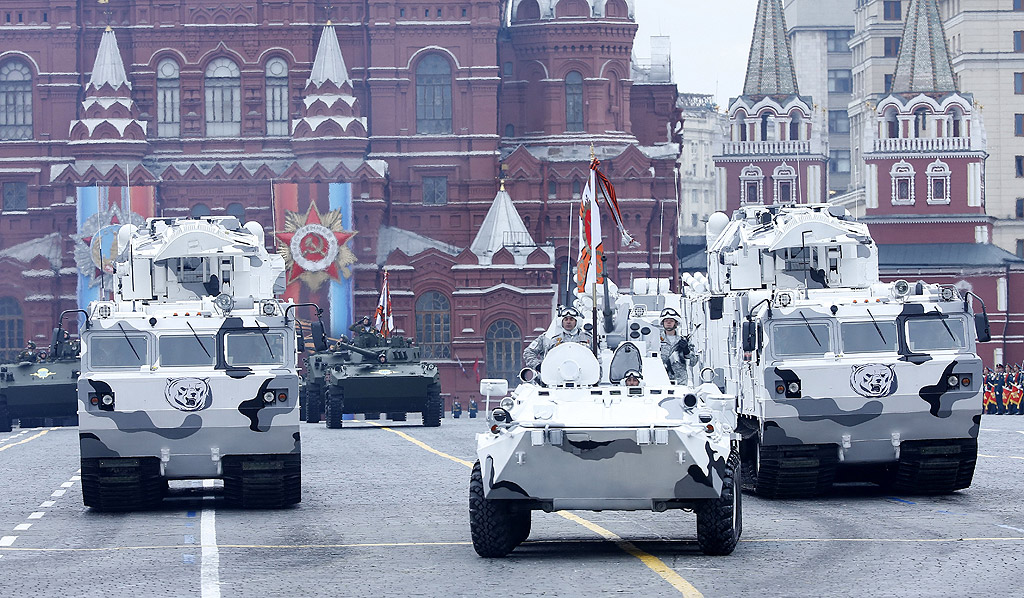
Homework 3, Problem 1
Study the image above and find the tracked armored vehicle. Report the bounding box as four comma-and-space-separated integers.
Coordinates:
470, 280, 741, 558
683, 204, 988, 497
0, 329, 81, 431
77, 216, 309, 510
309, 328, 442, 428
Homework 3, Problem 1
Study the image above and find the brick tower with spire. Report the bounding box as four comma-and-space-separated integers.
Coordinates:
714, 0, 828, 212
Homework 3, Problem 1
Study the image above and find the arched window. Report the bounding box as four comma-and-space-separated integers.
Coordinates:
486, 319, 522, 387
913, 107, 928, 138
760, 112, 772, 141
740, 165, 764, 204
504, 123, 515, 137
156, 58, 180, 137
515, 0, 541, 21
890, 160, 915, 205
773, 163, 797, 204
572, 179, 582, 197
416, 55, 452, 134
789, 112, 801, 141
265, 57, 289, 136
190, 203, 212, 217
205, 58, 241, 137
225, 202, 245, 219
605, 0, 629, 18
0, 59, 32, 140
415, 291, 451, 358
548, 179, 557, 197
565, 71, 583, 132
0, 297, 23, 362
926, 159, 951, 205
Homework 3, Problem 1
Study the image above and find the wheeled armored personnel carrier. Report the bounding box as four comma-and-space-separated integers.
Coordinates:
308, 327, 442, 428
683, 204, 988, 497
77, 216, 309, 510
0, 329, 81, 431
470, 280, 741, 558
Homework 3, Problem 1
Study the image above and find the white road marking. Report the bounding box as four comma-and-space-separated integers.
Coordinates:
39, 501, 55, 508
27, 512, 44, 520
998, 524, 1024, 535
200, 504, 220, 598
13, 524, 31, 531
60, 482, 73, 488
50, 489, 66, 497
0, 536, 16, 547
70, 476, 81, 481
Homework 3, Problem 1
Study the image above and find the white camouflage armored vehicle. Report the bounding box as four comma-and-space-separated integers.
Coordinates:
470, 280, 741, 557
77, 216, 308, 510
683, 204, 990, 497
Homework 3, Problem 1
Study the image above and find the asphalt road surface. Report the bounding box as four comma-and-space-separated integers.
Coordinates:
1, 414, 1022, 597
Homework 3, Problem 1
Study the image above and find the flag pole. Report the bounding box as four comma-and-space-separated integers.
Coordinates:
589, 145, 599, 357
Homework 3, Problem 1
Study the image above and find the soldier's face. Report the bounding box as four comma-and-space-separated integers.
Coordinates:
625, 375, 640, 387
662, 318, 676, 331
562, 316, 576, 331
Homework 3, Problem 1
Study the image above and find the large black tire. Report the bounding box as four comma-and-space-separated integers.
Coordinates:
469, 461, 521, 557
325, 384, 344, 429
696, 451, 742, 556
305, 381, 322, 424
0, 394, 11, 433
387, 412, 407, 421
422, 382, 442, 427
222, 454, 301, 509
81, 457, 167, 511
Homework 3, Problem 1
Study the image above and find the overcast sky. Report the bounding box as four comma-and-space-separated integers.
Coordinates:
633, 0, 761, 108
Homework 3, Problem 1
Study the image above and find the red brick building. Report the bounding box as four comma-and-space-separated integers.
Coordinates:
0, 0, 680, 402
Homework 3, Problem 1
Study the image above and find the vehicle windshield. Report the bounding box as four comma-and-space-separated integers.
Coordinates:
159, 335, 216, 367
771, 321, 832, 357
906, 316, 967, 352
841, 321, 898, 353
225, 331, 286, 366
90, 334, 149, 369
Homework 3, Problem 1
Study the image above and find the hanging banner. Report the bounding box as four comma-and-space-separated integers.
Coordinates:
73, 185, 155, 309
274, 182, 357, 338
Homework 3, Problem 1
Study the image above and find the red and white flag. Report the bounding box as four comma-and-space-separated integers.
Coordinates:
576, 168, 604, 292
374, 270, 394, 337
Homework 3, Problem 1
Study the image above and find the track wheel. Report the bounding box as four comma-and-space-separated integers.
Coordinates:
222, 454, 301, 509
325, 384, 344, 429
81, 457, 167, 511
422, 382, 442, 427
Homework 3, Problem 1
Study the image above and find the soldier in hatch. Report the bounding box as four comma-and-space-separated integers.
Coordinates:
350, 315, 383, 348
659, 308, 692, 384
522, 306, 592, 371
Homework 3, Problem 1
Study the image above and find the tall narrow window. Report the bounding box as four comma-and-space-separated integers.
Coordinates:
789, 113, 801, 141
565, 71, 583, 132
1017, 198, 1024, 218
0, 59, 32, 140
156, 59, 180, 138
422, 176, 448, 206
265, 57, 289, 136
1016, 72, 1024, 94
926, 159, 951, 205
0, 297, 23, 362
486, 319, 522, 388
415, 292, 451, 359
1017, 239, 1023, 259
1016, 113, 1024, 137
1016, 31, 1024, 52
205, 58, 241, 137
890, 160, 915, 205
884, 37, 901, 57
740, 165, 764, 204
416, 55, 452, 134
883, 1, 902, 20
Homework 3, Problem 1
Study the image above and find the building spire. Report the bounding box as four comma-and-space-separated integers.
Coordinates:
87, 26, 130, 91
308, 23, 351, 88
890, 0, 957, 94
742, 0, 799, 97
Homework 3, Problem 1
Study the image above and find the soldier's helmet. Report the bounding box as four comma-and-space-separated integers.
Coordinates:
559, 306, 582, 320
26, 340, 36, 349
660, 307, 682, 327
623, 369, 643, 386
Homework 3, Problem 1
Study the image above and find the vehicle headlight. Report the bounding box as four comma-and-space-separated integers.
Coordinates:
96, 303, 113, 318
263, 390, 276, 403
261, 301, 277, 316
940, 287, 955, 301
893, 279, 910, 298
787, 381, 800, 394
776, 292, 792, 307
214, 293, 233, 312
499, 397, 515, 411
947, 375, 959, 387
101, 394, 114, 406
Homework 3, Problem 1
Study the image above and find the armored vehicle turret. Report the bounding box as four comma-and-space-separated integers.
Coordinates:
684, 205, 988, 497
302, 324, 442, 428
76, 216, 308, 510
469, 280, 741, 558
0, 328, 81, 431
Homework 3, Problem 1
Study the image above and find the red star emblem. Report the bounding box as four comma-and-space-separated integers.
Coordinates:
276, 203, 355, 284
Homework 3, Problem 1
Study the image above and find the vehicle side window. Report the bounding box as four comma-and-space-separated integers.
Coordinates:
159, 335, 216, 367
906, 317, 966, 352
841, 321, 898, 353
90, 334, 149, 368
225, 331, 286, 366
770, 322, 832, 357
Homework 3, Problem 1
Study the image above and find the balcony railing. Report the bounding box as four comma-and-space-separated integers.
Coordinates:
721, 140, 811, 155
873, 136, 970, 152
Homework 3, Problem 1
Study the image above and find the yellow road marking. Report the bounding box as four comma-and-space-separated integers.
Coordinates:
558, 511, 703, 597
979, 454, 1024, 461
361, 421, 474, 467
0, 428, 55, 453
365, 421, 702, 598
